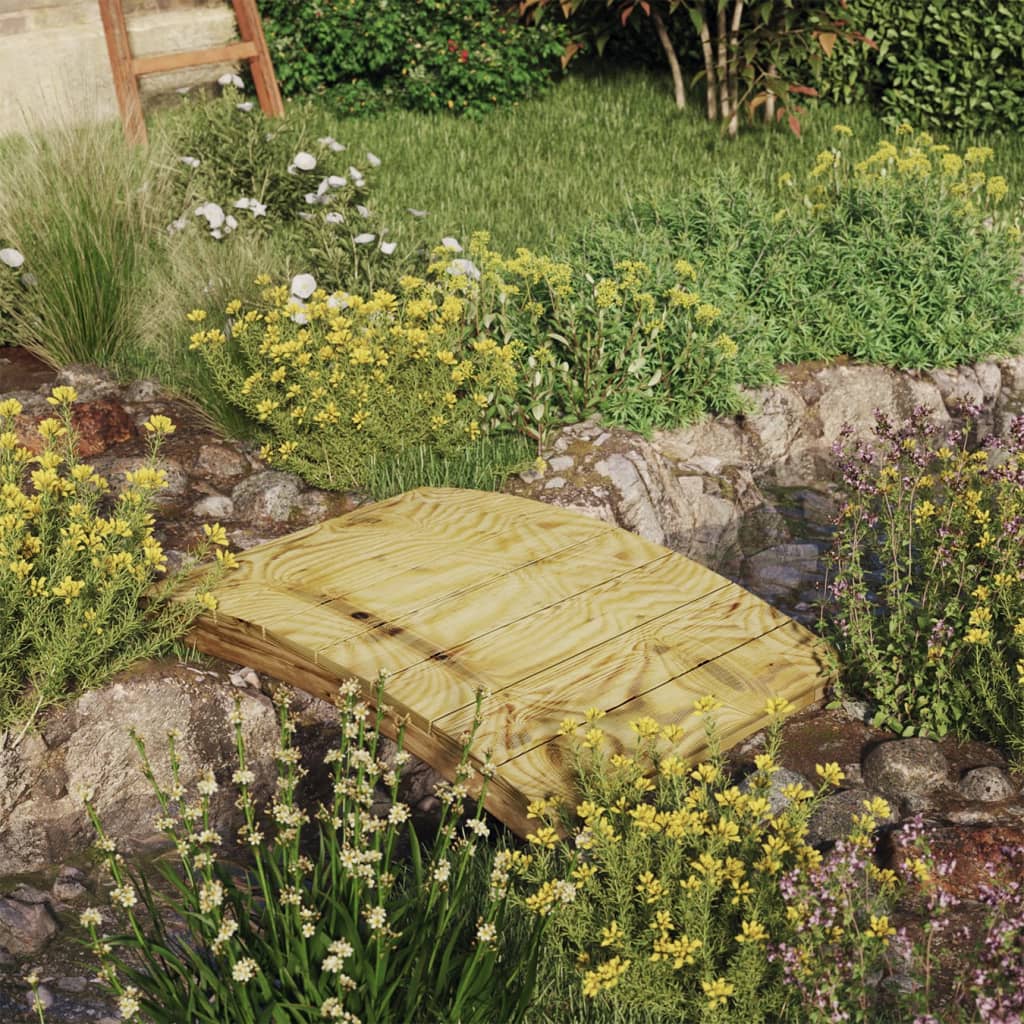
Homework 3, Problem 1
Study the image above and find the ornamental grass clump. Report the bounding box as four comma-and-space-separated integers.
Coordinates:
515, 697, 848, 1023
73, 679, 547, 1024
186, 273, 527, 496
0, 388, 227, 734
446, 233, 761, 443
824, 408, 1024, 758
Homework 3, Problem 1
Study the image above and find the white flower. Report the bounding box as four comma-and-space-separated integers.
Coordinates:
304, 193, 321, 205
317, 178, 331, 197
234, 197, 251, 209
477, 921, 497, 945
290, 273, 317, 299
291, 311, 309, 325
407, 208, 428, 218
117, 988, 141, 1018
366, 151, 382, 168
194, 203, 226, 229
326, 293, 350, 309
236, 102, 254, 112
291, 151, 317, 172
232, 958, 259, 982
324, 212, 345, 224
441, 236, 463, 252
355, 204, 370, 219
197, 770, 219, 796
0, 247, 25, 269
225, 215, 238, 231
379, 241, 397, 256
447, 258, 480, 280
326, 175, 346, 188
363, 905, 387, 930
167, 217, 187, 235
218, 72, 245, 90
179, 156, 200, 168
79, 907, 103, 928
175, 86, 191, 95
318, 136, 346, 152
353, 233, 375, 245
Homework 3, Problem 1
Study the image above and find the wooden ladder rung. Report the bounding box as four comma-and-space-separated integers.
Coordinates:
132, 40, 259, 78
97, 0, 283, 145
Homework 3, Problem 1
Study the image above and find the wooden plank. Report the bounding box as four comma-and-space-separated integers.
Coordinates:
433, 584, 810, 759
132, 41, 258, 77
493, 620, 829, 807
97, 0, 147, 144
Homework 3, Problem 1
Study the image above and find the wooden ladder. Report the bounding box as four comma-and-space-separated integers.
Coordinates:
97, 0, 284, 145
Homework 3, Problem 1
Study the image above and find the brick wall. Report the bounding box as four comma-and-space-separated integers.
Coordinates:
0, 0, 241, 135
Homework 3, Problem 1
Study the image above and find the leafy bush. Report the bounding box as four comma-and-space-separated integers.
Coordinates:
73, 679, 546, 1024
815, 0, 1024, 133
454, 233, 769, 443
186, 272, 526, 495
164, 90, 409, 294
824, 409, 1024, 759
257, 0, 568, 116
622, 127, 1024, 370
0, 389, 226, 734
516, 698, 841, 1022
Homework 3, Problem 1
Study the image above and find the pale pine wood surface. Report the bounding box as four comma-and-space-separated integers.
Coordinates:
179, 487, 830, 836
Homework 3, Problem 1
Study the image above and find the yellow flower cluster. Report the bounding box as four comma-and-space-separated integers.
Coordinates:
188, 276, 520, 490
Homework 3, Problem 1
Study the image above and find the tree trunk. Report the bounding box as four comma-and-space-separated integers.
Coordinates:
716, 5, 730, 128
651, 9, 685, 109
726, 0, 744, 138
699, 10, 717, 121
765, 63, 777, 122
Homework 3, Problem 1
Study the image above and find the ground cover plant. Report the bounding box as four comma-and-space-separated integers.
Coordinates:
824, 408, 1024, 761
0, 388, 227, 735
606, 126, 1024, 370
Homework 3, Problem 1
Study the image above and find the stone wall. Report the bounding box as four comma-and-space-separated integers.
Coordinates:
0, 0, 240, 135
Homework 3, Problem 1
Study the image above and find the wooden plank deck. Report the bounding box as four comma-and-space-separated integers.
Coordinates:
178, 487, 831, 835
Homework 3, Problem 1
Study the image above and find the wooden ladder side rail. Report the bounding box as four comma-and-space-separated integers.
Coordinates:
97, 0, 284, 145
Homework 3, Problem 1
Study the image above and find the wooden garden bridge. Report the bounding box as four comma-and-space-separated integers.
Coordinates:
180, 488, 829, 835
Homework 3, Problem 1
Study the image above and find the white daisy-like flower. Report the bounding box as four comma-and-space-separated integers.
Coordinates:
353, 233, 375, 245
380, 241, 397, 256
290, 273, 317, 299
194, 203, 226, 229
0, 247, 25, 269
291, 151, 317, 172
218, 72, 245, 90
356, 204, 370, 218
236, 102, 254, 112
366, 151, 382, 168
447, 258, 480, 280
234, 197, 252, 209
318, 136, 346, 152
324, 212, 345, 224
441, 236, 463, 252
179, 156, 200, 168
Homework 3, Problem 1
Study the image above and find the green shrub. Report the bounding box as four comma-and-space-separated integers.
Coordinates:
515, 699, 874, 1022
257, 0, 568, 116
456, 233, 769, 443
163, 89, 408, 294
815, 0, 1024, 133
186, 273, 526, 495
824, 409, 1024, 760
74, 679, 546, 1024
621, 127, 1024, 370
0, 389, 226, 735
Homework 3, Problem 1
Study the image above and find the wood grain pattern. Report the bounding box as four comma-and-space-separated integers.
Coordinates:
179, 487, 831, 838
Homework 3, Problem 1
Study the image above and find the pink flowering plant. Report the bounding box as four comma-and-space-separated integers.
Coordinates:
824, 408, 1024, 759
71, 678, 547, 1024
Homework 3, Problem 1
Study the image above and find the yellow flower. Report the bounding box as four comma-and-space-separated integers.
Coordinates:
913, 500, 937, 522
525, 826, 558, 849
736, 919, 768, 944
47, 386, 78, 406
599, 920, 623, 947
195, 591, 218, 613
186, 309, 208, 322
693, 695, 722, 715
833, 123, 853, 137
629, 716, 661, 740
215, 548, 239, 570
965, 627, 991, 645
815, 762, 845, 787
143, 415, 175, 436
584, 706, 606, 722
701, 977, 735, 1007
866, 914, 896, 943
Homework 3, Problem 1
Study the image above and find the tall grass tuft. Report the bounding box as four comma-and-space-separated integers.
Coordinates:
0, 119, 175, 367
